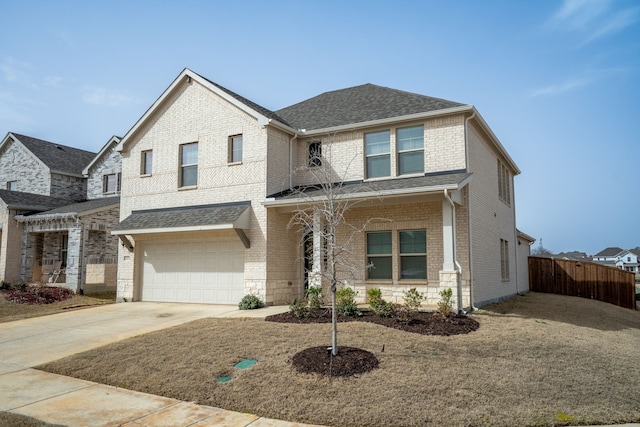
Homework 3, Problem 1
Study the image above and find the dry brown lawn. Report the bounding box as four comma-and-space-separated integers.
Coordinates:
0, 291, 115, 323
38, 293, 640, 427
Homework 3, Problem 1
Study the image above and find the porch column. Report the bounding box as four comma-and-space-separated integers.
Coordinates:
65, 226, 83, 292
309, 209, 323, 288
442, 200, 455, 271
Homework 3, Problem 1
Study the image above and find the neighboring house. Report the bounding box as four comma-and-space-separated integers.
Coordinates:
113, 68, 528, 309
592, 247, 639, 273
0, 132, 122, 292
517, 230, 535, 291
555, 251, 590, 261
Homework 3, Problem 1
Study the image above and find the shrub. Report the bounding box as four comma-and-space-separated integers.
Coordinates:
437, 288, 454, 316
305, 286, 323, 311
367, 288, 395, 318
0, 280, 11, 290
396, 288, 425, 324
17, 282, 27, 291
238, 294, 265, 310
336, 286, 361, 317
289, 298, 310, 318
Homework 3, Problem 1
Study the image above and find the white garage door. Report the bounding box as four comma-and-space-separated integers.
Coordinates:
140, 238, 244, 304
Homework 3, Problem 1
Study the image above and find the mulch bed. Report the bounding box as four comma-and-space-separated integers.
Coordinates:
1, 286, 73, 304
266, 309, 479, 336
268, 309, 479, 378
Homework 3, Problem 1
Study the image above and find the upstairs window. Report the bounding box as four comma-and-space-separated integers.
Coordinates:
367, 231, 392, 279
6, 181, 17, 191
180, 142, 198, 187
229, 135, 243, 163
397, 125, 424, 175
365, 130, 390, 179
498, 160, 511, 205
141, 150, 153, 175
399, 230, 427, 279
308, 141, 322, 167
102, 173, 121, 194
500, 238, 510, 281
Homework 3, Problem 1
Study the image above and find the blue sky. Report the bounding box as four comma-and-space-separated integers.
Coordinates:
1, 0, 638, 255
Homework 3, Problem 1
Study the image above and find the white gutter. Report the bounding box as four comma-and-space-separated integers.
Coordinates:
444, 189, 464, 314
262, 179, 470, 208
464, 111, 479, 311
298, 105, 473, 137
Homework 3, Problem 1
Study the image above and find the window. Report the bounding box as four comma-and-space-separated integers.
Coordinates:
229, 135, 243, 163
498, 160, 511, 204
141, 150, 153, 175
397, 125, 424, 175
500, 239, 510, 281
102, 173, 120, 194
365, 130, 390, 178
399, 230, 427, 279
60, 233, 69, 267
308, 141, 322, 167
367, 232, 392, 279
180, 142, 198, 187
6, 181, 17, 190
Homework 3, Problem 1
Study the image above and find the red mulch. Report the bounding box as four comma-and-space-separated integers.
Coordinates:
267, 309, 479, 378
1, 286, 73, 304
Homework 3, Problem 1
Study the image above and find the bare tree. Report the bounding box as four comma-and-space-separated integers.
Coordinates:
287, 135, 379, 356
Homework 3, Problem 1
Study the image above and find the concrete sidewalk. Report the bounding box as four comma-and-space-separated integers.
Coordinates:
1, 302, 320, 426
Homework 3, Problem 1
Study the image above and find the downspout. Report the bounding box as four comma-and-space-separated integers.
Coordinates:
289, 132, 298, 190
444, 189, 464, 314
464, 111, 479, 311
77, 217, 86, 295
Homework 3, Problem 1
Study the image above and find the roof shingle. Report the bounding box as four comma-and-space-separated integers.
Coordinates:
11, 133, 96, 176
275, 84, 466, 131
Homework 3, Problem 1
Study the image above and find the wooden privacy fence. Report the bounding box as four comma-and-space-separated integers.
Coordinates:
529, 256, 637, 310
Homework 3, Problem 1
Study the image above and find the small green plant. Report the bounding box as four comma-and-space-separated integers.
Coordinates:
336, 286, 361, 317
437, 287, 454, 316
396, 288, 425, 324
366, 288, 395, 318
305, 286, 323, 311
0, 280, 11, 290
289, 298, 310, 318
17, 282, 27, 292
238, 294, 265, 310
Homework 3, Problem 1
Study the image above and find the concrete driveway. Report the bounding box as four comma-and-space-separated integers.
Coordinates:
0, 301, 287, 368
0, 302, 314, 427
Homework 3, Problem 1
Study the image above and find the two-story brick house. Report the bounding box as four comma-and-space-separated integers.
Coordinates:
0, 132, 121, 292
113, 68, 527, 310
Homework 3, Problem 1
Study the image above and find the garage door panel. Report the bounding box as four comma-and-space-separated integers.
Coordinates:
140, 238, 244, 304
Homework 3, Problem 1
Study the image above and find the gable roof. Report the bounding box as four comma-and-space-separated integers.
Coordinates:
0, 189, 74, 212
82, 136, 121, 176
5, 133, 96, 177
116, 69, 295, 152
276, 84, 466, 132
594, 247, 625, 257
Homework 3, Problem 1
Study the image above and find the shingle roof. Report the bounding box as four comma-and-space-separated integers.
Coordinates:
28, 196, 120, 217
275, 84, 466, 131
269, 171, 471, 201
0, 190, 74, 212
11, 133, 96, 176
113, 201, 250, 232
594, 247, 625, 257
194, 72, 290, 125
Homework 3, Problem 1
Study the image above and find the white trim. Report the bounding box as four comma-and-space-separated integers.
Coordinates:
82, 136, 121, 176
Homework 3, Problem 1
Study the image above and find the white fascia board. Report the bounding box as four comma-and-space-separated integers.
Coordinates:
470, 109, 521, 175
112, 223, 234, 236
298, 105, 474, 137
7, 133, 50, 175
83, 136, 121, 176
262, 177, 471, 208
117, 69, 277, 152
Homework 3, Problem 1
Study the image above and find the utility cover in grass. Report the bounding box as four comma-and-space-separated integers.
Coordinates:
216, 376, 232, 383
234, 359, 257, 370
